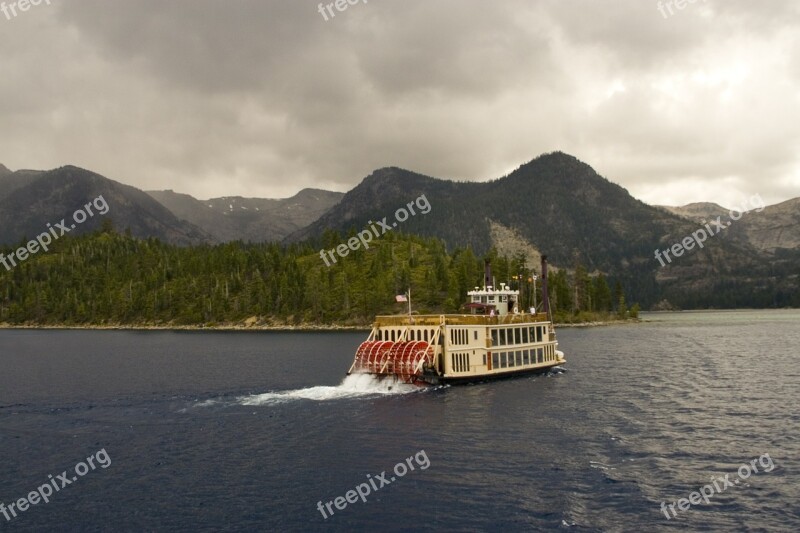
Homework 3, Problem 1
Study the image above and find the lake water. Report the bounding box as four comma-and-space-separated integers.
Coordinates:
0, 311, 798, 532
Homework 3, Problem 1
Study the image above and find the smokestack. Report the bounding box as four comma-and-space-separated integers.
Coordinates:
484, 260, 492, 289
541, 255, 549, 316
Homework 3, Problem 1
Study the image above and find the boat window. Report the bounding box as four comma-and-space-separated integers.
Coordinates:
499, 329, 506, 345
483, 354, 487, 365
491, 329, 497, 346
501, 352, 507, 368
523, 350, 530, 365
538, 348, 543, 363
492, 352, 499, 369
515, 328, 521, 345
474, 330, 478, 341
529, 327, 536, 342
516, 351, 522, 366
522, 328, 529, 344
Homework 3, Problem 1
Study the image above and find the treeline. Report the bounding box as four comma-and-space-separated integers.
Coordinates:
0, 227, 639, 326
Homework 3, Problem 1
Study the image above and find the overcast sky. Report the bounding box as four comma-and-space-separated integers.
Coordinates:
1, 0, 798, 207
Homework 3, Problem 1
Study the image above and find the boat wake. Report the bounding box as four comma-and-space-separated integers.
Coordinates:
237, 373, 423, 406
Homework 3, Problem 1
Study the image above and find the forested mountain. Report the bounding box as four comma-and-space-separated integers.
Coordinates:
0, 166, 212, 246
147, 188, 344, 243
1, 154, 797, 311
0, 228, 646, 327
288, 152, 799, 308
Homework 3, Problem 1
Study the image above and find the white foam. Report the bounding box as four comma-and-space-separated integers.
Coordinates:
238, 374, 421, 406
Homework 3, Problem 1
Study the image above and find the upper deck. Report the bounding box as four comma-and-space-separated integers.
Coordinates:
374, 312, 550, 327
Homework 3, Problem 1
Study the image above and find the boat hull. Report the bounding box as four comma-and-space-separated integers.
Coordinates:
348, 359, 565, 387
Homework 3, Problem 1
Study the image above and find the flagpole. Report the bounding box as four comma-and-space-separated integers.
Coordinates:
407, 287, 411, 318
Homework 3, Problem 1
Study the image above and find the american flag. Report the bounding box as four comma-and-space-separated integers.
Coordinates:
395, 294, 408, 303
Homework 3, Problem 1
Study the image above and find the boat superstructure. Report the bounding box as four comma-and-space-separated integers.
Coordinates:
347, 256, 566, 385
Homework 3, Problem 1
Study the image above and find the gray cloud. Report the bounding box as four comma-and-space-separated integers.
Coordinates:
0, 0, 798, 206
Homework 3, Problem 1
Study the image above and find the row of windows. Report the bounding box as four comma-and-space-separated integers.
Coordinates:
449, 328, 476, 346
491, 344, 557, 370
375, 328, 437, 342
490, 326, 546, 347
451, 352, 470, 373
471, 295, 508, 304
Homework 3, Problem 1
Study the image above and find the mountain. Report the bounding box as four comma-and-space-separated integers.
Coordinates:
0, 165, 212, 246
288, 153, 721, 271
287, 152, 797, 308
146, 188, 344, 243
2, 156, 796, 309
0, 167, 46, 202
662, 199, 800, 252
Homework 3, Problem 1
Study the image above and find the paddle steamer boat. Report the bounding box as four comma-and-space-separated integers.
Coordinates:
347, 257, 566, 385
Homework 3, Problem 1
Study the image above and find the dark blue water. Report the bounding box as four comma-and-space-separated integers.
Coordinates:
1, 311, 798, 532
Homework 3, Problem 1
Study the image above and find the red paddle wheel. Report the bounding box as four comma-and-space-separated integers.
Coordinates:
351, 340, 435, 384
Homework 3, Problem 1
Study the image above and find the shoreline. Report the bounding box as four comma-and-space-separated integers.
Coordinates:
0, 318, 641, 332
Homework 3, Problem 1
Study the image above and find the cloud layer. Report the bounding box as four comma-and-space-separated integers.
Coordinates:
1, 0, 798, 206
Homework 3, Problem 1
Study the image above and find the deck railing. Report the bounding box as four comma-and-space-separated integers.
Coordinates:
373, 313, 550, 326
